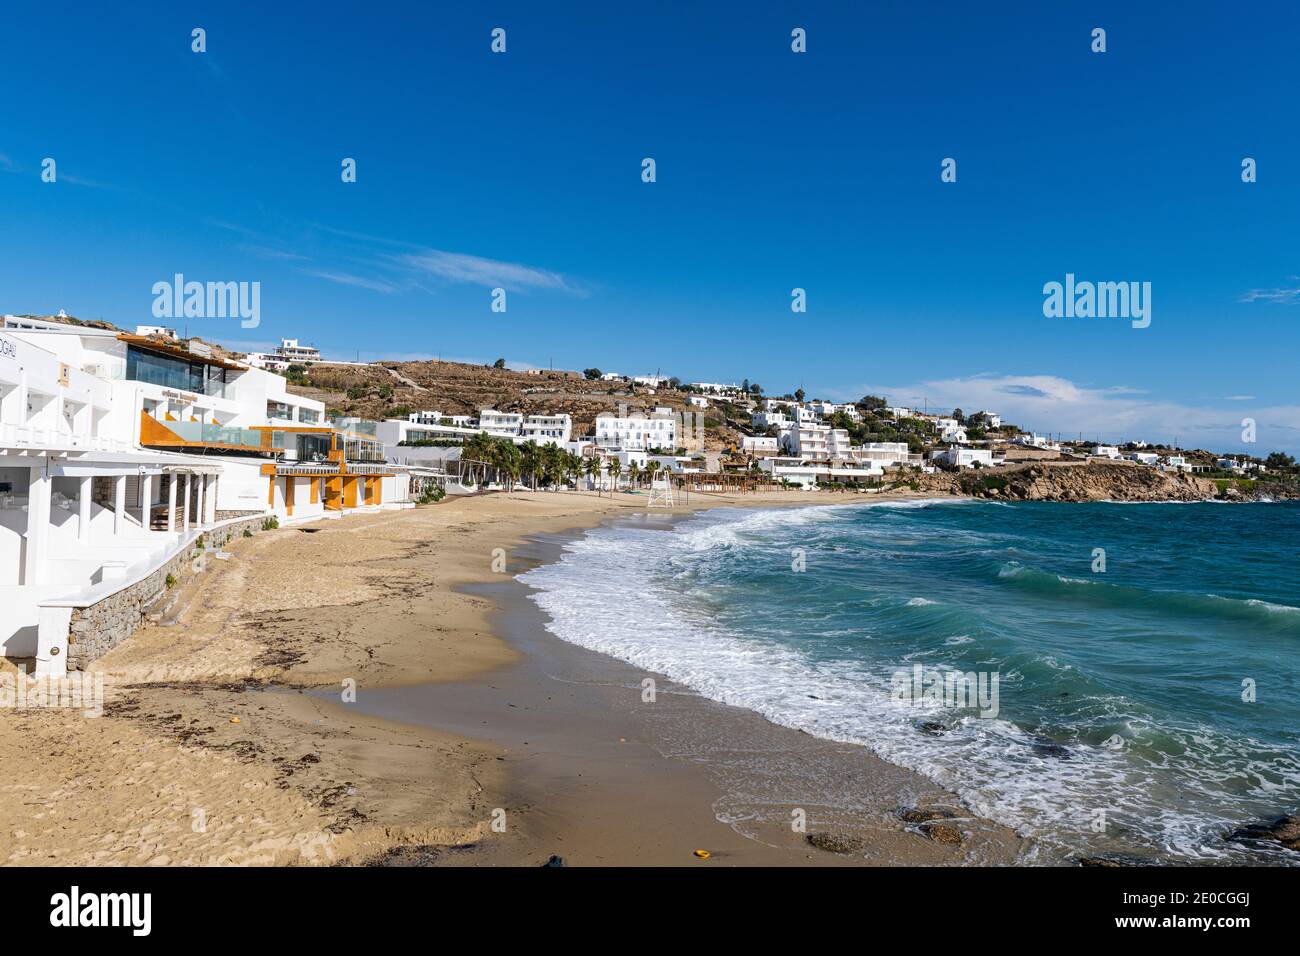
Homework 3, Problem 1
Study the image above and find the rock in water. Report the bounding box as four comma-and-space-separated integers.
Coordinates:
805, 832, 867, 854
924, 823, 963, 846
1227, 814, 1300, 852
898, 806, 958, 824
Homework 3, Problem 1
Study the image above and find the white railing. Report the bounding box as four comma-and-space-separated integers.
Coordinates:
0, 423, 134, 453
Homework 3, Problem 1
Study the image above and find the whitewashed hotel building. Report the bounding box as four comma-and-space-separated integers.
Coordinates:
519, 413, 573, 445
595, 408, 677, 451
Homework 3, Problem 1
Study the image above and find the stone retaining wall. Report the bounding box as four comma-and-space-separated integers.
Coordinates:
65, 515, 269, 671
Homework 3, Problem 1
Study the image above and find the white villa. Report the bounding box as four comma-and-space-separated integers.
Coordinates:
244, 338, 323, 371
1091, 445, 1122, 459
930, 447, 1000, 469
758, 457, 885, 489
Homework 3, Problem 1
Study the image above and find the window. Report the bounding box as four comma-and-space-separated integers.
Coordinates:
127, 346, 215, 395
267, 401, 291, 420
296, 433, 331, 461
299, 408, 320, 424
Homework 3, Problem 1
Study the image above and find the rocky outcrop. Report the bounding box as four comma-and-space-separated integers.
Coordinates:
941, 461, 1219, 502
1227, 813, 1300, 853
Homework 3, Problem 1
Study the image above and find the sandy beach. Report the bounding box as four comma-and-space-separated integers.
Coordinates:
0, 488, 1025, 867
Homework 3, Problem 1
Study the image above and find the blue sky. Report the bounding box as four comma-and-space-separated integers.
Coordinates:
2, 1, 1298, 452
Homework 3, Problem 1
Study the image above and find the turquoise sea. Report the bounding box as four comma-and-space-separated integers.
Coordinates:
521, 499, 1300, 863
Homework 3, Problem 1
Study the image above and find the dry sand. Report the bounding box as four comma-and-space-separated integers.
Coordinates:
0, 487, 1023, 866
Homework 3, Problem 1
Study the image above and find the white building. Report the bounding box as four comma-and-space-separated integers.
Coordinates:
1091, 445, 1122, 459
781, 423, 832, 462
807, 400, 860, 422
1015, 433, 1061, 451
408, 409, 474, 428
752, 410, 790, 431
4, 320, 408, 525
1, 327, 215, 676
931, 447, 998, 469
244, 337, 323, 371
688, 382, 742, 397
520, 413, 572, 446
1127, 452, 1160, 466
758, 457, 884, 489
134, 325, 178, 340
1, 320, 415, 678
595, 409, 677, 451
741, 435, 779, 456
478, 409, 524, 438
849, 442, 911, 468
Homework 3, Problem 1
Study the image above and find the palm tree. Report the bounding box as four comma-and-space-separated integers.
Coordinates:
519, 441, 540, 490
607, 458, 622, 492
583, 456, 599, 492
646, 460, 661, 488
628, 462, 641, 490
462, 433, 491, 486
497, 439, 521, 491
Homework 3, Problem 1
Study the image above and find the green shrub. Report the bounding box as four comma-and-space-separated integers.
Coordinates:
262, 516, 280, 531
165, 573, 177, 589
242, 528, 253, 538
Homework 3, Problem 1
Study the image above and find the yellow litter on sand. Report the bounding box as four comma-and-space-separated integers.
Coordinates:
229, 717, 241, 724
693, 849, 711, 860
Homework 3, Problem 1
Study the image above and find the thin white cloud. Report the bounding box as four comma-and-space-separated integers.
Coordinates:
832, 373, 1300, 454
396, 249, 576, 293
1240, 278, 1300, 304
299, 269, 399, 294
242, 244, 309, 262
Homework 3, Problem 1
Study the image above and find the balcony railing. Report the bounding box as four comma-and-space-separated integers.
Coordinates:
146, 418, 283, 451
0, 424, 134, 453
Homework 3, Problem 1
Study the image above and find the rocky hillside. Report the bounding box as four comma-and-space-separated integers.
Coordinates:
917, 460, 1221, 502
285, 360, 741, 450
